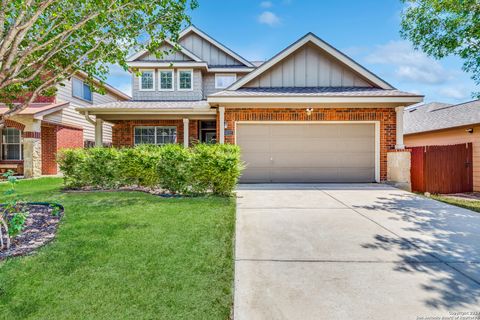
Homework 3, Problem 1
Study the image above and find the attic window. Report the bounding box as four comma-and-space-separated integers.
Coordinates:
215, 74, 237, 89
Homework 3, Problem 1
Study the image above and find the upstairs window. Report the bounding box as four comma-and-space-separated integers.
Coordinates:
215, 73, 237, 89
134, 126, 177, 145
159, 70, 174, 91
178, 70, 192, 90
72, 77, 93, 102
1, 128, 23, 160
140, 70, 155, 91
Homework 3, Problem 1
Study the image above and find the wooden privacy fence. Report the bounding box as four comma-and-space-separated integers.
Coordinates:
410, 143, 473, 194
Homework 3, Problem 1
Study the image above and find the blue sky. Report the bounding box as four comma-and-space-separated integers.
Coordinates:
106, 0, 478, 104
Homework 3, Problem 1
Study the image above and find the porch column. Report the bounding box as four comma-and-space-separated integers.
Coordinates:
395, 106, 405, 150
218, 107, 225, 144
95, 119, 103, 147
23, 119, 42, 178
183, 118, 189, 148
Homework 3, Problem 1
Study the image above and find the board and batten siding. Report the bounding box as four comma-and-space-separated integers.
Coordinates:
137, 43, 193, 62
179, 32, 244, 66
405, 126, 480, 191
45, 79, 122, 143
245, 43, 373, 88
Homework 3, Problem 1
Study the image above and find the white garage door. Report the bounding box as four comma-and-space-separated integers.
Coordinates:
237, 123, 376, 183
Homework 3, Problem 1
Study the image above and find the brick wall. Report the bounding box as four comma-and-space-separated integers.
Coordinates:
41, 124, 83, 175
112, 120, 199, 147
222, 107, 397, 181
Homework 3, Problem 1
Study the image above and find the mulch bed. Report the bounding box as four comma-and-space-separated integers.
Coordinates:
62, 186, 185, 198
0, 204, 64, 260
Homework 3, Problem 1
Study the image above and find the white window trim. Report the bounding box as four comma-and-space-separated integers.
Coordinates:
177, 69, 193, 91
134, 126, 177, 145
71, 76, 93, 103
158, 69, 174, 91
138, 69, 156, 91
1, 128, 23, 161
215, 73, 237, 89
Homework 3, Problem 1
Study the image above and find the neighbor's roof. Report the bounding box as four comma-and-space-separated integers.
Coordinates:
210, 87, 422, 97
404, 99, 480, 134
77, 100, 211, 112
0, 101, 69, 117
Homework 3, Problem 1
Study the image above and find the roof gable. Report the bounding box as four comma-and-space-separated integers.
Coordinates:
127, 39, 202, 63
229, 33, 394, 90
179, 25, 253, 67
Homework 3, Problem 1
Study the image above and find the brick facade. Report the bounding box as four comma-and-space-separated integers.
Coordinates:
112, 120, 199, 147
222, 107, 397, 181
41, 123, 83, 175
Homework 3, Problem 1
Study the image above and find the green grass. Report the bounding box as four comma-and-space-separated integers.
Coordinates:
0, 178, 235, 320
431, 195, 480, 213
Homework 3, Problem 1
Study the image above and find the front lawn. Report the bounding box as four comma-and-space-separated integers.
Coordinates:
431, 195, 480, 213
0, 178, 235, 320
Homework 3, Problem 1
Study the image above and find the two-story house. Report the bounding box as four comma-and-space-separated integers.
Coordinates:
0, 73, 130, 178
78, 25, 423, 183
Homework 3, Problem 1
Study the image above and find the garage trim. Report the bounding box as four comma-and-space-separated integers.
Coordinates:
234, 121, 381, 183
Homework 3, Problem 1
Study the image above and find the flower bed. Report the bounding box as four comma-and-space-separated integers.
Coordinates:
0, 203, 64, 259
57, 144, 244, 196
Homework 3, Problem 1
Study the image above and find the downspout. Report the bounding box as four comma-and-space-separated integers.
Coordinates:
84, 111, 103, 147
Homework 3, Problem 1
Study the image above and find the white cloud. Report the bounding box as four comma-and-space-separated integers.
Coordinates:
437, 87, 469, 100
260, 1, 273, 8
258, 11, 280, 26
365, 40, 452, 84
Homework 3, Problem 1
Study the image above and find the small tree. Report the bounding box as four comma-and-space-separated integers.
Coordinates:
400, 0, 480, 97
0, 0, 197, 125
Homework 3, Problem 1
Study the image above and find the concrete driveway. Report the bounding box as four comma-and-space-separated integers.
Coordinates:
234, 184, 480, 320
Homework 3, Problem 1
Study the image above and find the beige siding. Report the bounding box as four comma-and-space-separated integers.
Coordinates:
245, 43, 373, 88
179, 32, 243, 66
46, 78, 123, 143
405, 126, 480, 191
137, 43, 193, 62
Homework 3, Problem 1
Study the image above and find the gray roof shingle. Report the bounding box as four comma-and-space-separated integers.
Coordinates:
210, 87, 421, 97
404, 99, 480, 134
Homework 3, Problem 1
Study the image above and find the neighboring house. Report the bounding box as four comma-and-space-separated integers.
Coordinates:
0, 73, 130, 178
78, 25, 423, 183
404, 99, 480, 191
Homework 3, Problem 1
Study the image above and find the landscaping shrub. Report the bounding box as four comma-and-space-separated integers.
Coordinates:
57, 144, 243, 196
156, 144, 192, 194
117, 145, 163, 188
191, 144, 243, 196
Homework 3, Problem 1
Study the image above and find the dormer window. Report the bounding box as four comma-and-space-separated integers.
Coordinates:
159, 70, 174, 91
215, 73, 237, 89
139, 70, 155, 91
178, 69, 193, 90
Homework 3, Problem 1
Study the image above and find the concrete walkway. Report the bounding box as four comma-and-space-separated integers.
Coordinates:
234, 184, 480, 320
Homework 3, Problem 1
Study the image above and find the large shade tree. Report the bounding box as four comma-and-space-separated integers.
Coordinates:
0, 0, 197, 124
401, 0, 480, 97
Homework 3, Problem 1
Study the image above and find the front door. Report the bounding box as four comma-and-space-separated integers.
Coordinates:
199, 121, 217, 144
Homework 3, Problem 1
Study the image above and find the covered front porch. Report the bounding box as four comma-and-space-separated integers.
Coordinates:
77, 101, 221, 148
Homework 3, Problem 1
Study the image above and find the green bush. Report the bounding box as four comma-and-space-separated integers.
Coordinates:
117, 145, 163, 188
157, 144, 192, 194
57, 144, 243, 196
191, 144, 243, 196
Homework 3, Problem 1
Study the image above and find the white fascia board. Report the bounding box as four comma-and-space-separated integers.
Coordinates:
207, 95, 424, 104
76, 108, 216, 115
179, 25, 254, 68
228, 33, 394, 90
127, 61, 208, 68
207, 67, 255, 72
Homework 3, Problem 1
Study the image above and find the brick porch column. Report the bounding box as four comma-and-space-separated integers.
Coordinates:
395, 106, 405, 150
23, 119, 42, 178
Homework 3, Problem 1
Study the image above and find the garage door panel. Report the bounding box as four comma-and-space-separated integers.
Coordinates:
237, 123, 376, 183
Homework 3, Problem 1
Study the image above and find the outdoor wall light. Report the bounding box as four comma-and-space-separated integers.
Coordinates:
466, 128, 474, 134
224, 121, 228, 129
306, 108, 314, 116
